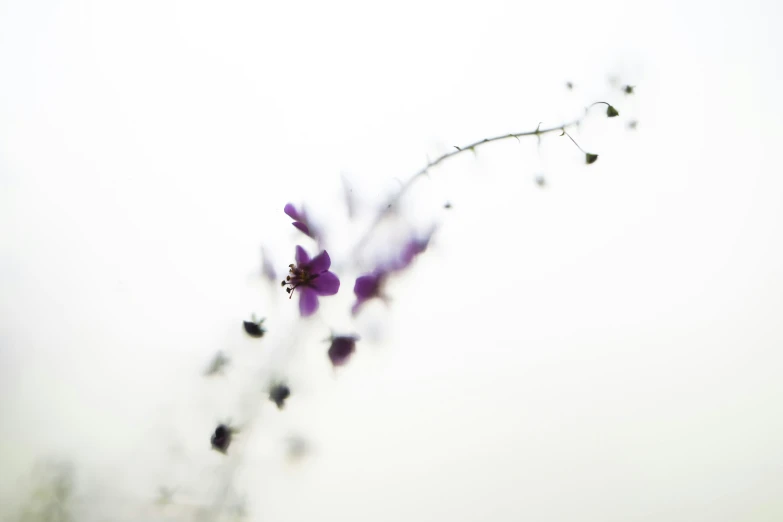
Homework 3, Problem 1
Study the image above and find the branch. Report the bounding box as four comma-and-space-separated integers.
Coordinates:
352, 116, 584, 256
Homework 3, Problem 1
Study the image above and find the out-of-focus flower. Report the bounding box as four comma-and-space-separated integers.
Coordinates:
282, 246, 340, 316
394, 235, 430, 271
351, 233, 432, 314
352, 269, 387, 315
269, 383, 291, 409
211, 424, 234, 454
284, 203, 315, 238
328, 335, 358, 367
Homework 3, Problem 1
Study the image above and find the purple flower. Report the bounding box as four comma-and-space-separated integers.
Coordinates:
351, 232, 432, 314
394, 236, 431, 271
328, 335, 358, 367
281, 246, 340, 316
284, 203, 314, 238
352, 269, 387, 315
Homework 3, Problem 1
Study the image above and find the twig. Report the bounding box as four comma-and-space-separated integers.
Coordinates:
352, 116, 584, 256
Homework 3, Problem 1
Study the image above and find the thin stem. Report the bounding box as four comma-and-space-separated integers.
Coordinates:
352, 117, 581, 256
561, 130, 587, 154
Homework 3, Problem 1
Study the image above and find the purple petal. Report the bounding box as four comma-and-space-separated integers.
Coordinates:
295, 245, 310, 266
393, 238, 430, 271
298, 287, 319, 316
284, 203, 304, 222
308, 250, 331, 273
354, 273, 382, 299
292, 221, 311, 236
311, 271, 340, 296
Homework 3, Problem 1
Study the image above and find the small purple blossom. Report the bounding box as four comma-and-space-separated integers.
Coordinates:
281, 246, 340, 316
352, 269, 387, 315
351, 233, 432, 314
328, 335, 358, 367
394, 236, 430, 271
284, 203, 314, 238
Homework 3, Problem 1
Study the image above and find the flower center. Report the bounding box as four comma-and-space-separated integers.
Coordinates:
281, 263, 317, 298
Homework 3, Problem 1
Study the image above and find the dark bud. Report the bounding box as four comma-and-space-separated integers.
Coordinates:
243, 319, 266, 338
624, 85, 634, 95
328, 336, 357, 367
211, 424, 232, 454
269, 383, 291, 409
606, 105, 619, 118
585, 153, 599, 165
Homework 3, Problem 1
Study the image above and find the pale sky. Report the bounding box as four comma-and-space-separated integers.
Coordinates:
1, 0, 782, 521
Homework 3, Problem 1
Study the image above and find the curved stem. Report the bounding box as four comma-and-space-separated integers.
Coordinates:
352, 118, 580, 256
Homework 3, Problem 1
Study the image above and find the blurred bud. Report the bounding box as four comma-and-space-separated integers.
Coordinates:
243, 318, 266, 338
566, 81, 574, 90
628, 120, 638, 130
204, 351, 229, 376
585, 153, 599, 165
211, 424, 233, 454
328, 335, 358, 367
269, 383, 291, 409
261, 247, 277, 282
535, 175, 546, 187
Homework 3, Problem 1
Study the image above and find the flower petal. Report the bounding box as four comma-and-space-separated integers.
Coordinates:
298, 287, 319, 316
292, 221, 311, 236
311, 271, 340, 296
308, 250, 331, 273
284, 203, 303, 221
354, 273, 382, 299
295, 245, 310, 266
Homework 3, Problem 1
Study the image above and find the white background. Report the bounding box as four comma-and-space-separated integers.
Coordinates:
1, 0, 782, 520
